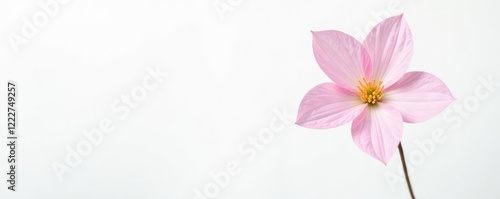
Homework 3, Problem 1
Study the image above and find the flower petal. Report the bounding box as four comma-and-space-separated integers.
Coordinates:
384, 71, 455, 123
363, 14, 413, 87
351, 103, 403, 164
296, 83, 366, 129
312, 30, 372, 91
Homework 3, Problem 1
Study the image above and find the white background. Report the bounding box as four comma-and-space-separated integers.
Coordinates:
0, 0, 499, 198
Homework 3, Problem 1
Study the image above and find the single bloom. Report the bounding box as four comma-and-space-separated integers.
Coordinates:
296, 14, 454, 164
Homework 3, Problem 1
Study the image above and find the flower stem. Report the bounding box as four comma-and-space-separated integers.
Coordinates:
398, 142, 415, 199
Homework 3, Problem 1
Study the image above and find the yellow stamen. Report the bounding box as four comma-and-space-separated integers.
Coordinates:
357, 77, 384, 105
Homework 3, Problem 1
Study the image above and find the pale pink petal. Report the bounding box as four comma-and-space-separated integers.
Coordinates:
363, 14, 413, 87
384, 71, 455, 123
312, 30, 372, 91
296, 83, 366, 129
351, 103, 403, 164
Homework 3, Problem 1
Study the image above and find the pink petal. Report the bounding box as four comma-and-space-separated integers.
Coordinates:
384, 71, 455, 123
296, 83, 366, 129
363, 14, 413, 88
312, 30, 372, 91
351, 103, 403, 164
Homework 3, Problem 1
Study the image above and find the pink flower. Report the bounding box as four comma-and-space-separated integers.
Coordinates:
296, 14, 454, 164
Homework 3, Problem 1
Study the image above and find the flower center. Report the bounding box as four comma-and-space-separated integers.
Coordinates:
357, 77, 384, 104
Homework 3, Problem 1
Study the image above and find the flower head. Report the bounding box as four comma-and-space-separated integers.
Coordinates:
296, 14, 454, 164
